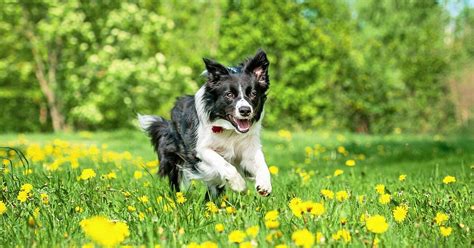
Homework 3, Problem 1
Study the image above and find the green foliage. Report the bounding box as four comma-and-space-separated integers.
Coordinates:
0, 0, 472, 133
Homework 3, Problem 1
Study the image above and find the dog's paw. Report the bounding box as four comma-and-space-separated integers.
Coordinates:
227, 173, 247, 193
255, 179, 272, 197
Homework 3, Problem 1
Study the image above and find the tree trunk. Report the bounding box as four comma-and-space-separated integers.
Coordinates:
24, 25, 65, 132
33, 63, 65, 132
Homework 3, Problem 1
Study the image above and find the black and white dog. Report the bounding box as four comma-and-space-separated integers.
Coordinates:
138, 50, 272, 198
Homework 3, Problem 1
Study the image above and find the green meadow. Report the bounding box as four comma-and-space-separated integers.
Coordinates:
0, 131, 472, 247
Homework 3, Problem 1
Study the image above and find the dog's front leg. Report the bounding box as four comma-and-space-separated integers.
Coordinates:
241, 149, 272, 196
197, 148, 247, 192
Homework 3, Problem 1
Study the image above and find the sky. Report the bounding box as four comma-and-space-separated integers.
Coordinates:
445, 0, 474, 17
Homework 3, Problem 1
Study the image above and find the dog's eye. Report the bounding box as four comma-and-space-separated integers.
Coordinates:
249, 90, 257, 99
225, 92, 235, 99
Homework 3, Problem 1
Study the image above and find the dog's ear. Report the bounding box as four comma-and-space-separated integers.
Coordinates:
203, 58, 229, 84
244, 49, 270, 89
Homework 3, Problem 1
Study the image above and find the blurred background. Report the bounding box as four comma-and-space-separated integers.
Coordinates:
0, 0, 473, 134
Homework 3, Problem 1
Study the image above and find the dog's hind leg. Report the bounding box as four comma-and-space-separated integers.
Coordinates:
139, 114, 185, 192
157, 153, 182, 192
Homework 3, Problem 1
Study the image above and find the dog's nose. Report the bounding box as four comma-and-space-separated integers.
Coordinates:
239, 106, 251, 117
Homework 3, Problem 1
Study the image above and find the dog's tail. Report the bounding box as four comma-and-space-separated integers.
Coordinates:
138, 113, 183, 190
137, 114, 171, 152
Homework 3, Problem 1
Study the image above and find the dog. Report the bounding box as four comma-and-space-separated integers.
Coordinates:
138, 50, 272, 198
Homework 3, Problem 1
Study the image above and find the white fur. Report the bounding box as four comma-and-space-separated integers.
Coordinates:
137, 114, 158, 131
235, 85, 253, 118
185, 86, 272, 196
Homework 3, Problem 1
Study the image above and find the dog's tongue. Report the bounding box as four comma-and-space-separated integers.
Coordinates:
235, 119, 250, 132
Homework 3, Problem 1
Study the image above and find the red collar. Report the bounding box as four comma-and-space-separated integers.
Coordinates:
211, 126, 224, 133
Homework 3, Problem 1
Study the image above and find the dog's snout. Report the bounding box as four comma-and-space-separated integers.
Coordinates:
239, 106, 251, 117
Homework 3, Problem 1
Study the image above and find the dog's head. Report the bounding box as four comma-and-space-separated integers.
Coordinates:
201, 50, 270, 133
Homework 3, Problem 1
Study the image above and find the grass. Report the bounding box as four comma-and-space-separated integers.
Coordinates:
0, 130, 473, 247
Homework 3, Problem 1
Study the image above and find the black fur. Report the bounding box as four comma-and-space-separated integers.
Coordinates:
141, 50, 270, 195
143, 96, 200, 191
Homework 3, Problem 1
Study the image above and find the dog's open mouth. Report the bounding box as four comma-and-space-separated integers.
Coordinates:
227, 115, 251, 133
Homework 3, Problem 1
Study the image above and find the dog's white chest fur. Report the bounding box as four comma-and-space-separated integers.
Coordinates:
202, 129, 258, 166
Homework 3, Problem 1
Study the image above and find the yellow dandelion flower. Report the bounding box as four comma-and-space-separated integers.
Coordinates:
334, 169, 344, 176
265, 219, 280, 229
379, 193, 391, 205
215, 223, 225, 233
307, 202, 326, 216
265, 233, 274, 243
320, 189, 334, 199
187, 242, 200, 248
28, 216, 36, 227
375, 184, 385, 194
265, 210, 279, 221
373, 237, 380, 247
226, 206, 236, 214
133, 171, 143, 180
442, 176, 456, 184
200, 241, 218, 248
269, 166, 279, 175
127, 206, 136, 212
275, 244, 288, 248
332, 229, 351, 243
0, 201, 7, 214
337, 146, 346, 154
336, 191, 349, 202
440, 226, 452, 237
291, 229, 314, 248
138, 195, 149, 204
357, 195, 365, 204
393, 205, 408, 223
277, 129, 292, 140
145, 160, 159, 168
399, 174, 407, 181
366, 215, 389, 234
104, 172, 117, 179
206, 202, 219, 214
80, 216, 130, 247
17, 191, 28, 203
298, 171, 311, 183
186, 242, 201, 248
345, 159, 356, 167
78, 169, 96, 181
75, 206, 84, 213
246, 225, 259, 238
289, 198, 303, 217
266, 231, 283, 243
82, 242, 94, 248
176, 192, 186, 204
40, 193, 49, 204
138, 212, 145, 221
228, 230, 246, 243
239, 241, 252, 248
20, 183, 33, 193
434, 212, 449, 225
